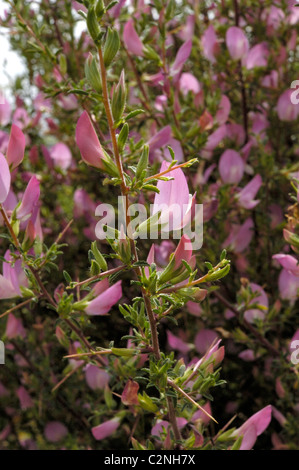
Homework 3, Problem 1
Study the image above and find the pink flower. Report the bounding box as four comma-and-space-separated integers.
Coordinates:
236, 174, 262, 209
44, 422, 68, 443
194, 329, 219, 355
154, 240, 176, 267
148, 125, 172, 154
226, 27, 249, 60
85, 364, 110, 390
278, 269, 299, 301
277, 89, 299, 122
222, 218, 254, 253
179, 73, 201, 96
0, 152, 11, 203
75, 111, 107, 169
273, 254, 299, 277
152, 161, 195, 232
123, 20, 144, 56
233, 405, 272, 450
5, 313, 26, 339
0, 251, 28, 299
219, 149, 245, 184
244, 43, 269, 69
16, 175, 40, 221
152, 418, 187, 439
167, 330, 191, 355
92, 418, 120, 440
85, 279, 123, 316
17, 386, 33, 410
49, 142, 72, 170
244, 283, 268, 323
173, 234, 194, 270
202, 25, 219, 63
170, 40, 192, 78
216, 95, 231, 125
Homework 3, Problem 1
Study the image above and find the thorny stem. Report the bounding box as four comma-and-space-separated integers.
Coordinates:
97, 43, 182, 447
0, 297, 37, 319
144, 161, 194, 183
71, 265, 126, 288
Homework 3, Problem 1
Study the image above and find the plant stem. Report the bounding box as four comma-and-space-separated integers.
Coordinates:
97, 43, 181, 447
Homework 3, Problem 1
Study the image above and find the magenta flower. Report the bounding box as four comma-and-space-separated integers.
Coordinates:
273, 254, 299, 277
216, 95, 231, 125
0, 251, 28, 299
277, 89, 299, 122
154, 240, 176, 267
75, 111, 106, 169
85, 364, 110, 390
5, 313, 26, 339
226, 26, 249, 60
123, 20, 144, 56
49, 142, 72, 170
192, 339, 224, 370
16, 175, 40, 221
222, 218, 254, 253
44, 422, 68, 443
152, 418, 187, 439
173, 234, 194, 270
0, 152, 11, 204
233, 405, 272, 450
167, 330, 191, 355
147, 125, 172, 154
236, 174, 262, 209
85, 279, 123, 316
244, 43, 269, 69
202, 25, 219, 63
17, 386, 33, 410
278, 269, 299, 302
170, 40, 192, 78
179, 73, 201, 96
219, 149, 245, 184
244, 283, 269, 323
92, 418, 120, 440
194, 329, 219, 355
152, 161, 195, 231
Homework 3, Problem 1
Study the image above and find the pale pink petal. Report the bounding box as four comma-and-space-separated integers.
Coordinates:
16, 175, 40, 221
85, 280, 123, 315
123, 20, 143, 56
92, 418, 120, 440
75, 111, 106, 169
85, 364, 110, 390
219, 149, 245, 184
226, 27, 249, 60
0, 152, 11, 203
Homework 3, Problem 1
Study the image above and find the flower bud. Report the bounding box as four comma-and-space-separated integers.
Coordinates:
103, 28, 120, 67
117, 123, 129, 153
112, 70, 126, 123
85, 53, 102, 93
135, 145, 149, 180
87, 6, 101, 42
91, 241, 108, 271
